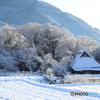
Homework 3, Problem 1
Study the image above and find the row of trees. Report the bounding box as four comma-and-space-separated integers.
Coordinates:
0, 23, 100, 77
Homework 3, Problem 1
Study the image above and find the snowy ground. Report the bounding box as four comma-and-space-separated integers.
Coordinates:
0, 74, 100, 100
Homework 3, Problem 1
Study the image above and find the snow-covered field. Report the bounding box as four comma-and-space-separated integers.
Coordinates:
0, 74, 100, 100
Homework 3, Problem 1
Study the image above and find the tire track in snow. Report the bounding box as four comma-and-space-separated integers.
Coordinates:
0, 80, 42, 100
0, 79, 62, 100
22, 79, 72, 92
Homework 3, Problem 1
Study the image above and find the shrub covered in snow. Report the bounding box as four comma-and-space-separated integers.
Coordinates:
40, 53, 58, 73
46, 68, 54, 78
63, 74, 91, 84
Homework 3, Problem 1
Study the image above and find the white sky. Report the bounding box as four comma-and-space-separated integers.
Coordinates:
41, 0, 100, 29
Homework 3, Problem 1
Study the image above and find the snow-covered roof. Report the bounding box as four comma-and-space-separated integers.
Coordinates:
78, 49, 87, 53
71, 50, 100, 71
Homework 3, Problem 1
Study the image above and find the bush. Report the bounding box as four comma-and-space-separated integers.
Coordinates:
40, 53, 58, 73
63, 74, 91, 84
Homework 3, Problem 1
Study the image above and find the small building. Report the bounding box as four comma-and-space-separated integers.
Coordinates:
71, 49, 100, 74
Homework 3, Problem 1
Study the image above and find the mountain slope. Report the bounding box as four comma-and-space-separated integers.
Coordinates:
0, 0, 100, 41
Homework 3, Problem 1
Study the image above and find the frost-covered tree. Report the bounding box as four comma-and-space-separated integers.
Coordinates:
75, 36, 99, 53
55, 35, 99, 61
34, 23, 71, 57
0, 25, 27, 49
18, 23, 41, 48
16, 48, 43, 72
40, 53, 58, 73
93, 46, 100, 63
0, 47, 19, 71
0, 25, 15, 47
55, 36, 76, 61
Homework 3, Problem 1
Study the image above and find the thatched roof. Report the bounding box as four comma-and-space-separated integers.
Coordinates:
71, 49, 100, 71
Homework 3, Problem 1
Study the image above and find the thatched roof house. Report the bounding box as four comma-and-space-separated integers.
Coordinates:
71, 49, 100, 74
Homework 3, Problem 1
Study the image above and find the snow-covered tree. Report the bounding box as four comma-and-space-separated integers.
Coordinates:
40, 53, 58, 73
0, 25, 27, 49
16, 47, 43, 72
55, 35, 99, 61
18, 23, 41, 48
0, 48, 19, 71
55, 36, 76, 61
75, 36, 99, 53
34, 23, 71, 57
